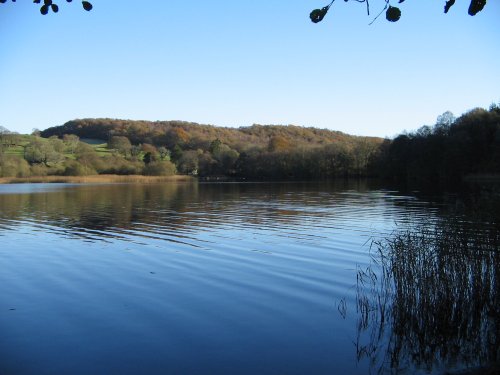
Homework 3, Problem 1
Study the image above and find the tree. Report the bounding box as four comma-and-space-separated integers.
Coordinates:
437, 111, 456, 126
177, 150, 200, 175
130, 145, 142, 158
48, 136, 65, 153
24, 138, 64, 166
207, 139, 240, 175
158, 146, 171, 161
75, 142, 103, 172
171, 144, 183, 163
377, 105, 500, 184
209, 139, 223, 155
141, 143, 157, 154
352, 138, 379, 175
143, 160, 176, 176
63, 160, 96, 176
0, 129, 19, 149
63, 134, 80, 154
268, 135, 292, 153
435, 111, 456, 136
310, 0, 488, 24
108, 136, 132, 157
168, 127, 190, 147
143, 151, 158, 165
0, 126, 13, 149
0, 0, 93, 15
0, 155, 31, 177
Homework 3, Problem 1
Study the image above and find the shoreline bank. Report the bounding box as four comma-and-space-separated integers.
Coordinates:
0, 174, 195, 184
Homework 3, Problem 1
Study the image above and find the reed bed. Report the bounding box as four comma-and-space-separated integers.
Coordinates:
0, 174, 195, 184
353, 211, 500, 374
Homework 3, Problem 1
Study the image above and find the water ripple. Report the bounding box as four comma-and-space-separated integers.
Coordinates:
0, 182, 461, 375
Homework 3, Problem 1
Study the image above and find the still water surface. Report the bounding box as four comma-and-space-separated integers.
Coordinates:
0, 181, 454, 374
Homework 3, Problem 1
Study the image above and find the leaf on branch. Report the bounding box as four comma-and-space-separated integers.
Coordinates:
82, 1, 92, 11
310, 6, 330, 23
444, 0, 456, 13
43, 0, 52, 5
468, 0, 486, 16
40, 4, 49, 14
33, 0, 41, 3
386, 6, 401, 22
51, 3, 58, 12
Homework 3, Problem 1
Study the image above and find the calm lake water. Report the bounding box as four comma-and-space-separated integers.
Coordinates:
0, 181, 495, 374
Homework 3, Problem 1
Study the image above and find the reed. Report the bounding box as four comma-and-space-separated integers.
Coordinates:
0, 174, 196, 184
352, 208, 500, 374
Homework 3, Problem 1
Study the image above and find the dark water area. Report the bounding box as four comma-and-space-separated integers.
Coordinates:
0, 181, 497, 374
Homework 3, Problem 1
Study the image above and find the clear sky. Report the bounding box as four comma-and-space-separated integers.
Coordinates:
0, 1, 499, 138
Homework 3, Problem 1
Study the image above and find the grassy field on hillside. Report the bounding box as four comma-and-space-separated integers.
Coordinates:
80, 138, 111, 155
2, 136, 110, 158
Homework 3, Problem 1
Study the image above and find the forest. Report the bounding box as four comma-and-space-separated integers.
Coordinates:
1, 104, 499, 184
377, 105, 500, 185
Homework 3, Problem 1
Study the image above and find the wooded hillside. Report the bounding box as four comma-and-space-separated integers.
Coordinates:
41, 119, 379, 152
3, 105, 499, 184
40, 119, 383, 178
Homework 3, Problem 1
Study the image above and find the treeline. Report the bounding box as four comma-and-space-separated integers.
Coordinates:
3, 104, 500, 181
39, 119, 383, 179
376, 105, 500, 185
40, 119, 369, 152
0, 133, 176, 178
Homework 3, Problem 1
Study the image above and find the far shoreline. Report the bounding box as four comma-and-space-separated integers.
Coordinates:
0, 174, 196, 184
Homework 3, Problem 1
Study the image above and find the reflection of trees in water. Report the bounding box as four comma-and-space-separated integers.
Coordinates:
0, 183, 199, 239
352, 201, 500, 374
0, 180, 383, 241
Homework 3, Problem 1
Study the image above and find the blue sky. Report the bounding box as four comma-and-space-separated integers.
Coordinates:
0, 1, 499, 137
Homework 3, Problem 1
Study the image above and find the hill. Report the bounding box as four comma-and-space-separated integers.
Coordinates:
39, 118, 384, 179
3, 105, 500, 183
40, 118, 382, 153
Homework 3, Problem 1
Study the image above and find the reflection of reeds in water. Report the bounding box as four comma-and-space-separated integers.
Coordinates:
353, 211, 500, 374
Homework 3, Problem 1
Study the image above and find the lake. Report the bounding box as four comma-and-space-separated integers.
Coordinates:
0, 181, 497, 374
